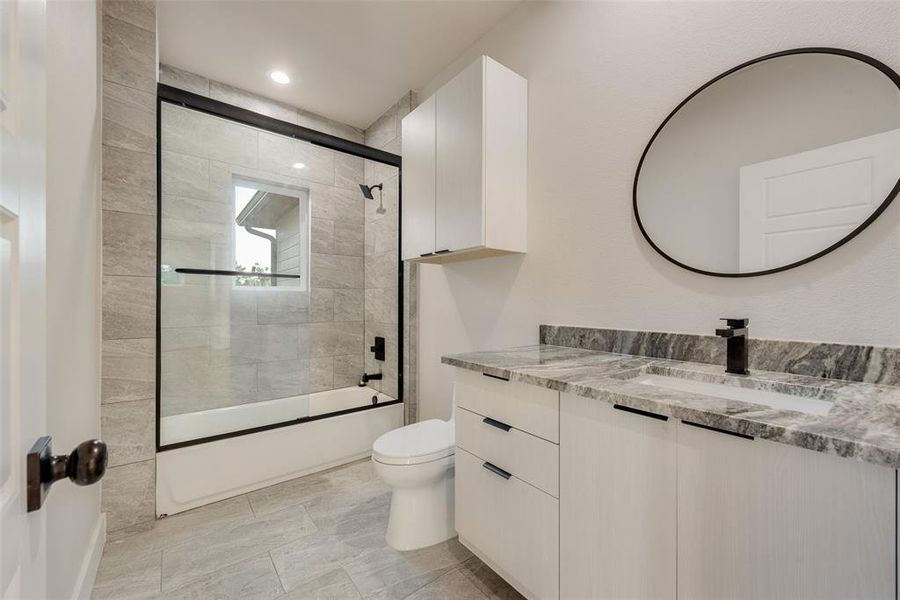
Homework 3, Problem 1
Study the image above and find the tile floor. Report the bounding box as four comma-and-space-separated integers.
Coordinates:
92, 459, 523, 599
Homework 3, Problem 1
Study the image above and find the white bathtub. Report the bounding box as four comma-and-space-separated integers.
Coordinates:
157, 386, 402, 516
160, 385, 394, 446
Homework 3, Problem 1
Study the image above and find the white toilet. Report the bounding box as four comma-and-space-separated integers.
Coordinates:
372, 416, 455, 551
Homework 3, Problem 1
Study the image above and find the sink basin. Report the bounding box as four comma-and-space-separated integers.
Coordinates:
630, 373, 833, 416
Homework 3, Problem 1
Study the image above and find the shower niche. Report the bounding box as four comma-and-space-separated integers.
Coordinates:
157, 91, 403, 482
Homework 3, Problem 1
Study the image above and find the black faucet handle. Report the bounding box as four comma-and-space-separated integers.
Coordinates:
720, 318, 749, 328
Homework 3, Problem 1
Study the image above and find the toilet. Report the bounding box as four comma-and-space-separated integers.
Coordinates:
372, 416, 455, 551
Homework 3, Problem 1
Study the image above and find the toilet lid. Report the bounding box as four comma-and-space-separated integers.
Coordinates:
372, 419, 455, 465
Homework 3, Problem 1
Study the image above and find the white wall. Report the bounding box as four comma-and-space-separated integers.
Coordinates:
46, 0, 103, 597
417, 1, 900, 421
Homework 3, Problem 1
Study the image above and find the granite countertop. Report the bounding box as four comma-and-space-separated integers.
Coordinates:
442, 344, 900, 469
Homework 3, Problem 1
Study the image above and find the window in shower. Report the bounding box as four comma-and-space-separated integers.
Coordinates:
158, 96, 402, 449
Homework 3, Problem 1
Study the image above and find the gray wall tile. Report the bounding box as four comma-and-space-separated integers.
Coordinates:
162, 151, 209, 199
103, 0, 156, 32
103, 81, 156, 153
102, 15, 156, 93
102, 399, 155, 467
312, 254, 363, 289
159, 63, 210, 96
334, 288, 364, 322
102, 338, 155, 404
210, 80, 298, 124
102, 145, 157, 215
103, 210, 156, 276
103, 276, 155, 339
103, 459, 156, 531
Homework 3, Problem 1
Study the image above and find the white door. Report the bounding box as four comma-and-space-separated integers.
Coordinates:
435, 57, 484, 253
739, 128, 900, 271
400, 95, 436, 260
1, 1, 49, 598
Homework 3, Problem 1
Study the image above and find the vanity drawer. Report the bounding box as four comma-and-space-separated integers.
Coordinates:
456, 406, 559, 497
456, 447, 559, 600
453, 368, 559, 443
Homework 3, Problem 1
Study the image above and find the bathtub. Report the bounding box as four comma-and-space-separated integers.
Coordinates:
157, 386, 403, 516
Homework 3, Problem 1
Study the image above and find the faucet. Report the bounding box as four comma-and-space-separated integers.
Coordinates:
358, 372, 383, 387
715, 318, 750, 375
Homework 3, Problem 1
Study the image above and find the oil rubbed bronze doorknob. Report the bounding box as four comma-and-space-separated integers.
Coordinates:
27, 437, 107, 512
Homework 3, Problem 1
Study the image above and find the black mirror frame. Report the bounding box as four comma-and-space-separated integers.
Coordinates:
633, 47, 900, 278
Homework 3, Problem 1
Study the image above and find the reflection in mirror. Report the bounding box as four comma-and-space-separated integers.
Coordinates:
635, 50, 900, 276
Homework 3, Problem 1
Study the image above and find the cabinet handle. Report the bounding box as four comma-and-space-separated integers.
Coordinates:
682, 420, 754, 441
482, 461, 512, 480
614, 404, 668, 422
419, 252, 434, 257
482, 372, 509, 382
435, 249, 452, 254
482, 416, 512, 432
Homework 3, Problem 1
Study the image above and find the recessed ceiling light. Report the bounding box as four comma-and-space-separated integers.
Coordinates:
292, 162, 306, 169
270, 71, 290, 85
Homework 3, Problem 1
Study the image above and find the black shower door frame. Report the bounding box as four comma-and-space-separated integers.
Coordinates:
156, 83, 404, 452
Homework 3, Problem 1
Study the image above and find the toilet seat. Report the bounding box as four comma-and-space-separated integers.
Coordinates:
372, 419, 455, 466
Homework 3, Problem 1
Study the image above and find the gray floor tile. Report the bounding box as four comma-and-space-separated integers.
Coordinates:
92, 547, 161, 599
161, 504, 317, 591
162, 553, 284, 600
458, 557, 524, 600
278, 568, 361, 600
404, 568, 487, 600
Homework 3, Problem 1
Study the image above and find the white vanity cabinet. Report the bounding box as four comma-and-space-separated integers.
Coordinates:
401, 55, 527, 264
676, 420, 895, 600
453, 369, 559, 600
559, 393, 677, 600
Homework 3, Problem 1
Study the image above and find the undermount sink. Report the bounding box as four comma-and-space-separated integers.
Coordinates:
630, 373, 834, 416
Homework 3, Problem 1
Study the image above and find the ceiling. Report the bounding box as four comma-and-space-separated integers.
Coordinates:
157, 1, 521, 130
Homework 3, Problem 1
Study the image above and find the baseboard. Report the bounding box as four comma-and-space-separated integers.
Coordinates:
73, 513, 106, 600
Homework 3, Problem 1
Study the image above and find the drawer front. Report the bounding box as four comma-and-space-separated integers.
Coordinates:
454, 368, 559, 442
456, 447, 559, 600
456, 406, 559, 497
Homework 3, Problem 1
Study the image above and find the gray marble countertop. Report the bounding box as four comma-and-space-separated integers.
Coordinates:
442, 345, 900, 469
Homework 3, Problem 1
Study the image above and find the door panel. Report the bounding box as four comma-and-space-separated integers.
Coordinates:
435, 58, 483, 253
401, 95, 436, 260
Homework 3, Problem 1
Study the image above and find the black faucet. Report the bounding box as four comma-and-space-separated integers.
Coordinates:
358, 372, 383, 387
715, 318, 750, 375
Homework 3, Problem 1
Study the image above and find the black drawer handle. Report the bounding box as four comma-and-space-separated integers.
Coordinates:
482, 372, 509, 382
435, 249, 452, 254
482, 461, 512, 480
419, 252, 434, 257
614, 404, 668, 422
482, 416, 512, 432
682, 420, 754, 441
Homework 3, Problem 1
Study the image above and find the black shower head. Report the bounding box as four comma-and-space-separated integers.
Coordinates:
359, 183, 383, 200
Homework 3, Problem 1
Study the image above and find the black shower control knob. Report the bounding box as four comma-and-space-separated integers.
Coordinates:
66, 439, 108, 486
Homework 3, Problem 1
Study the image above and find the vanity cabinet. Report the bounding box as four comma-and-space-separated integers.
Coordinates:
559, 394, 676, 600
401, 55, 527, 264
676, 421, 895, 600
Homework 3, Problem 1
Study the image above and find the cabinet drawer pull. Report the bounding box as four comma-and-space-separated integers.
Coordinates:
482, 416, 512, 432
482, 372, 510, 382
614, 404, 668, 422
683, 420, 754, 441
482, 461, 512, 480
435, 249, 452, 254
419, 252, 434, 257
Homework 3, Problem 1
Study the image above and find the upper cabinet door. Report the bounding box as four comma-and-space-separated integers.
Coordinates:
401, 95, 436, 260
435, 57, 485, 253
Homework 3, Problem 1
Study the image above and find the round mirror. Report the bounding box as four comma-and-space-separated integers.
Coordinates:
634, 48, 900, 277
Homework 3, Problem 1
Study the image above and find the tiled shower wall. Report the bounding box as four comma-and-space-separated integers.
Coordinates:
100, 0, 159, 533
159, 102, 370, 416
364, 93, 419, 424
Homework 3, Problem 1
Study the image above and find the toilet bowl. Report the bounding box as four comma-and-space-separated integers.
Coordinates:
372, 418, 455, 551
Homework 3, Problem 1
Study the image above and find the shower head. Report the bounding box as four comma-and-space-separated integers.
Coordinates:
359, 183, 383, 200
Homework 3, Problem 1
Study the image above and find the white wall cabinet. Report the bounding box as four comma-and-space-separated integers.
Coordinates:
676, 421, 895, 600
401, 56, 527, 263
560, 394, 676, 600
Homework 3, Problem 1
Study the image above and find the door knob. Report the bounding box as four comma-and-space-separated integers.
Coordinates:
27, 437, 107, 512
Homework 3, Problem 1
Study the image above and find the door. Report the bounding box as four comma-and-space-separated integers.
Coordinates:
1, 1, 49, 598
560, 394, 676, 599
400, 95, 436, 260
739, 128, 900, 271
435, 57, 484, 253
